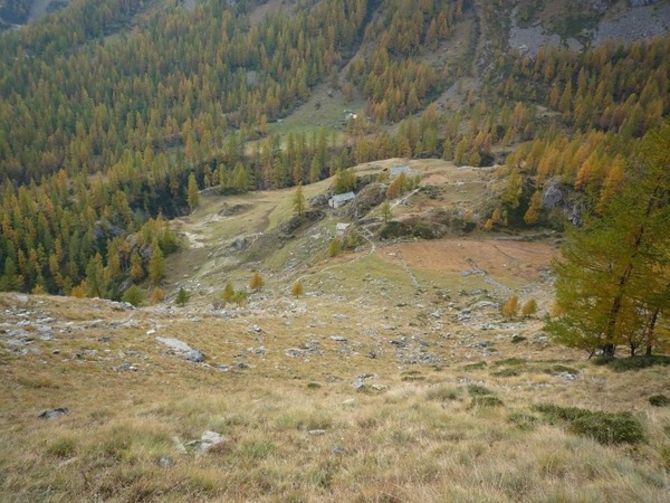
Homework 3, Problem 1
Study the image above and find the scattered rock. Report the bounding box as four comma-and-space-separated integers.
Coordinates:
346, 182, 387, 220
157, 337, 205, 363
331, 446, 347, 455
330, 336, 347, 342
556, 371, 577, 382
352, 377, 366, 391
285, 348, 305, 358
38, 408, 69, 420
158, 456, 174, 468
197, 431, 226, 453
114, 362, 138, 372
308, 429, 327, 436
186, 350, 205, 363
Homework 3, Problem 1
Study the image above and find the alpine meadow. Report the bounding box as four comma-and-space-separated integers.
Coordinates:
0, 0, 669, 501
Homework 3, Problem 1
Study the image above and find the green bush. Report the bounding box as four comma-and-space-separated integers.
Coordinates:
492, 368, 521, 377
46, 435, 77, 458
327, 238, 342, 257
593, 355, 670, 372
470, 396, 504, 408
494, 358, 526, 366
467, 384, 494, 396
463, 361, 487, 371
508, 412, 538, 431
534, 404, 645, 445
426, 385, 460, 402
121, 285, 144, 306
238, 440, 276, 460
175, 287, 190, 306
649, 394, 670, 407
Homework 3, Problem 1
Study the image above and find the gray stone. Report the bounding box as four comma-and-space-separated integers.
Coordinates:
158, 456, 174, 468
352, 377, 366, 391
38, 407, 69, 420
331, 446, 347, 455
198, 431, 226, 453
186, 350, 205, 363
285, 348, 305, 358
308, 429, 327, 436
114, 362, 138, 372
330, 336, 347, 342
157, 337, 205, 363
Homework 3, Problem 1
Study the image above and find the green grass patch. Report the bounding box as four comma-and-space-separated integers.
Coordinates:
426, 385, 460, 402
237, 440, 276, 460
463, 361, 487, 371
470, 396, 504, 408
534, 404, 645, 445
493, 358, 527, 366
274, 409, 332, 431
46, 435, 78, 458
467, 384, 494, 396
507, 412, 538, 431
492, 368, 522, 377
593, 355, 670, 372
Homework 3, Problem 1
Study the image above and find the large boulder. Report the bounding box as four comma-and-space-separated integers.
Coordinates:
156, 337, 205, 363
309, 193, 330, 209
346, 183, 387, 220
280, 210, 325, 236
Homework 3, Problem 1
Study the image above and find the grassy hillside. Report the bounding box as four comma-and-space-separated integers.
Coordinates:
1, 232, 669, 500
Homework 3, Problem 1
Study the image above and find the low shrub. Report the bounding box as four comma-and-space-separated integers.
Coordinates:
508, 412, 538, 431
534, 404, 644, 445
649, 394, 670, 407
492, 368, 521, 377
46, 435, 77, 458
463, 361, 487, 371
426, 385, 460, 402
470, 396, 504, 408
467, 384, 494, 396
494, 358, 526, 366
593, 355, 670, 372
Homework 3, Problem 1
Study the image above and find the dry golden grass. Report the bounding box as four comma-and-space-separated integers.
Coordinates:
1, 268, 669, 502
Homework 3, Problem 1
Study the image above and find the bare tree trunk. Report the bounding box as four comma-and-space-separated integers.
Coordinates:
645, 307, 660, 357
602, 343, 615, 358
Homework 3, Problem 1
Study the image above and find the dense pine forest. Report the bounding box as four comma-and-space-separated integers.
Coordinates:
0, 0, 669, 303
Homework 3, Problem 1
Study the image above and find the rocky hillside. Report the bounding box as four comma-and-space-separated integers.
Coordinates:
1, 226, 669, 500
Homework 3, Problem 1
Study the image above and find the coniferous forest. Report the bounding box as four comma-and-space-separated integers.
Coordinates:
0, 0, 669, 354
2, 1, 670, 501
